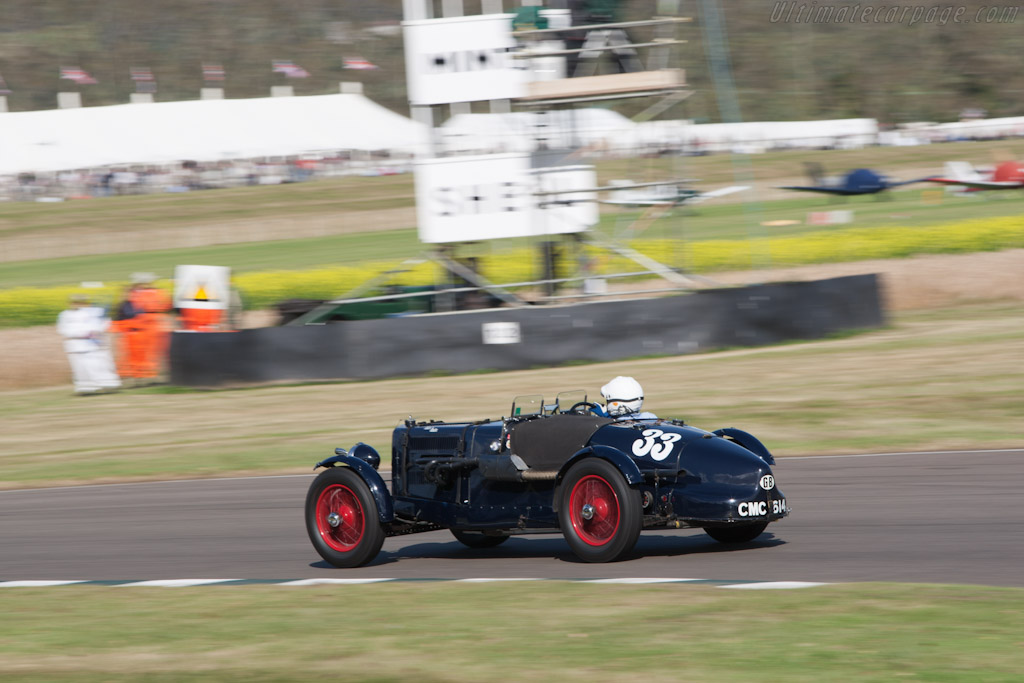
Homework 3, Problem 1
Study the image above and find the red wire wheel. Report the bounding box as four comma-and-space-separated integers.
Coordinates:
315, 484, 365, 551
568, 475, 621, 546
305, 467, 385, 568
559, 458, 642, 563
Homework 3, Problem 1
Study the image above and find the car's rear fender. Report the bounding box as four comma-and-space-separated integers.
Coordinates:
557, 445, 645, 489
314, 451, 394, 523
712, 428, 775, 465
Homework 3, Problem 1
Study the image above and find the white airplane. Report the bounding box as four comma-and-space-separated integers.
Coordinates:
602, 180, 750, 207
925, 160, 1024, 192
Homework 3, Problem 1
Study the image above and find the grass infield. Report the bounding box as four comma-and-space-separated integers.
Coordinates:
3, 187, 1024, 290
1, 302, 1021, 489
0, 583, 1022, 681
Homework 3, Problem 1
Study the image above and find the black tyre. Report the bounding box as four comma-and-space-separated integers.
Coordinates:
704, 522, 768, 544
305, 467, 386, 568
558, 458, 642, 563
451, 529, 511, 549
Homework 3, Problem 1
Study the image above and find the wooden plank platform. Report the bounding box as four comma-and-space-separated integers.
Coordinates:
517, 69, 685, 102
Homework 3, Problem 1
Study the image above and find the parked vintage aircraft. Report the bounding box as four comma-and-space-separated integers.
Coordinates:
779, 163, 928, 196
924, 160, 1024, 191
603, 180, 750, 207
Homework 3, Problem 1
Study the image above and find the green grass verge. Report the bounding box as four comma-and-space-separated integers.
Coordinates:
0, 228, 424, 290
0, 176, 415, 241
6, 137, 1016, 243
1, 303, 1021, 489
609, 187, 1024, 242
593, 139, 1024, 188
5, 184, 1024, 290
1, 583, 1022, 681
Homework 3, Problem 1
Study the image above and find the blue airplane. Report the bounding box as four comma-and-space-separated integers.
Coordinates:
779, 163, 928, 197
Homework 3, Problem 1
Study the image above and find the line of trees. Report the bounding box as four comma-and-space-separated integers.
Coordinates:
0, 0, 1020, 124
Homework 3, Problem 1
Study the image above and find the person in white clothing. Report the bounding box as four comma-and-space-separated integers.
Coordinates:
600, 376, 657, 420
56, 294, 122, 395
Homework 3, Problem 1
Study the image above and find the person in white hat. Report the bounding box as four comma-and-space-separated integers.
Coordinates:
56, 293, 122, 395
600, 376, 657, 420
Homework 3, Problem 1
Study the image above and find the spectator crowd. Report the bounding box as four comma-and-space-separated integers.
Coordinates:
2, 154, 411, 203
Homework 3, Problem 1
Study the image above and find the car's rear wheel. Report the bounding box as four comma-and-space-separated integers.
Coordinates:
559, 458, 642, 563
305, 467, 385, 568
704, 522, 768, 544
451, 529, 510, 548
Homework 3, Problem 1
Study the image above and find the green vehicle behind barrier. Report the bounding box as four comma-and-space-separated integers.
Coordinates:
276, 285, 440, 325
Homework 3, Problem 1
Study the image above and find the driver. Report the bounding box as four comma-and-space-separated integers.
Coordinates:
600, 376, 657, 420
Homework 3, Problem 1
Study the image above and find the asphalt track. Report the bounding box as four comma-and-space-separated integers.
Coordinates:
2, 449, 1022, 587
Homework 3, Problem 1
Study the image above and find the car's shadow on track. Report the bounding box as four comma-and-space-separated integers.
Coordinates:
308, 531, 785, 569
630, 531, 785, 561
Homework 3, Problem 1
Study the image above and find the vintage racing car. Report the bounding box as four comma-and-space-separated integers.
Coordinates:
304, 391, 789, 567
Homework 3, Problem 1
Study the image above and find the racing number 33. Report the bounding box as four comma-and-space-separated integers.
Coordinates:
631, 429, 682, 461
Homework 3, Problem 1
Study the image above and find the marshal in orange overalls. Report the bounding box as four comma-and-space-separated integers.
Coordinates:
122, 284, 172, 380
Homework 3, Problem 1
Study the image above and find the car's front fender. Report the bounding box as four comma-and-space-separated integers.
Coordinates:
712, 428, 775, 465
313, 452, 394, 523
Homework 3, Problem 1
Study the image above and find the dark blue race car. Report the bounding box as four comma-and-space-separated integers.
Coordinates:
304, 391, 789, 567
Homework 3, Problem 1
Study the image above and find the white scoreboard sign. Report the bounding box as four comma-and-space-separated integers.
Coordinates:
530, 164, 599, 235
414, 154, 597, 244
403, 14, 527, 105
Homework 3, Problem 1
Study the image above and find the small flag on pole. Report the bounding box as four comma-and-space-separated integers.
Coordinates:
202, 63, 225, 81
129, 67, 154, 82
343, 56, 379, 70
130, 67, 156, 93
60, 66, 98, 85
0, 72, 10, 95
272, 60, 310, 78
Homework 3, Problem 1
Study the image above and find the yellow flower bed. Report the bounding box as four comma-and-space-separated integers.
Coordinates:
0, 285, 126, 329
3, 216, 1021, 328
691, 216, 1024, 271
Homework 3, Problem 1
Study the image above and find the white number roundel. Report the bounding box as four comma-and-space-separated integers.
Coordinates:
631, 429, 682, 461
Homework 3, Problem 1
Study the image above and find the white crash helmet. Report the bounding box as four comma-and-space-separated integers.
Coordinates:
601, 376, 644, 416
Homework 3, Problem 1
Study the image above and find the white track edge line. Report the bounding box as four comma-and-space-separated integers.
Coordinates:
0, 578, 827, 588
0, 580, 89, 587
722, 581, 830, 590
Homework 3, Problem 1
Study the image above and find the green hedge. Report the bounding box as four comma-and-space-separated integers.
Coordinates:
3, 216, 1021, 328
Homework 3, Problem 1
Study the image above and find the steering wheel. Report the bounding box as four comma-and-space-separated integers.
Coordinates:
568, 401, 605, 416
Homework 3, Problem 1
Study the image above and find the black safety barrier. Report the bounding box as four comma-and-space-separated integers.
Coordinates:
169, 274, 884, 387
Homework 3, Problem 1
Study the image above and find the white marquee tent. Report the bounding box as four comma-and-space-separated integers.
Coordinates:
439, 109, 637, 155
0, 93, 429, 175
439, 111, 882, 155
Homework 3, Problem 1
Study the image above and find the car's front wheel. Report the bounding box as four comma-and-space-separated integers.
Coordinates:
704, 522, 768, 544
305, 467, 385, 568
558, 458, 642, 563
451, 529, 511, 548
